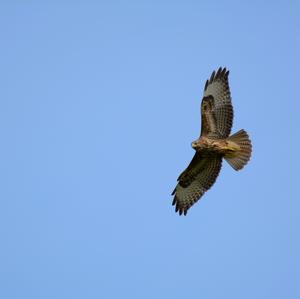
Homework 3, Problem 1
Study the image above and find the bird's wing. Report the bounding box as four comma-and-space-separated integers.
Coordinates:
172, 153, 222, 215
201, 67, 233, 138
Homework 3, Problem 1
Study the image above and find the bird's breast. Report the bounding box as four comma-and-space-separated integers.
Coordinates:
198, 138, 231, 155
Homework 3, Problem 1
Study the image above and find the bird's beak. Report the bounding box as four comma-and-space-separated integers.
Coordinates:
191, 141, 198, 149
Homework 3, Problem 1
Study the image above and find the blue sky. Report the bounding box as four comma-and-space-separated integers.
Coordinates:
1, 2, 300, 298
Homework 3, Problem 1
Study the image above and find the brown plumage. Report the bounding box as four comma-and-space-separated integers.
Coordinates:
172, 67, 252, 216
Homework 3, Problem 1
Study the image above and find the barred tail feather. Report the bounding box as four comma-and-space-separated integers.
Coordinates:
225, 129, 252, 171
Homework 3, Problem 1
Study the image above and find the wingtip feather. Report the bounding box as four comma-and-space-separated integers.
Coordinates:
171, 188, 176, 196
209, 70, 215, 82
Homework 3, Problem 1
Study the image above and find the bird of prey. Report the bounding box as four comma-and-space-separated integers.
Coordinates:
172, 67, 252, 215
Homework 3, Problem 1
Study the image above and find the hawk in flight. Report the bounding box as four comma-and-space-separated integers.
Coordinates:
172, 67, 252, 215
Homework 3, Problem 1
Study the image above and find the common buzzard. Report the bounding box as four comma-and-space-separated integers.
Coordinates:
172, 67, 252, 215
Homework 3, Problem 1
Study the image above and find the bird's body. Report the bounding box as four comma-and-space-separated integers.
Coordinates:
192, 136, 240, 155
172, 67, 252, 215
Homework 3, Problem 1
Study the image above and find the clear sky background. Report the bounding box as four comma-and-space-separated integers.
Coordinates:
1, 1, 300, 299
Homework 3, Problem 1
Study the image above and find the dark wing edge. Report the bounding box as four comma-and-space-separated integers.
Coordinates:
202, 67, 233, 138
204, 67, 229, 92
171, 155, 222, 216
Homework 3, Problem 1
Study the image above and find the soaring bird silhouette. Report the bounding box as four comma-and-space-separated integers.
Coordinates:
172, 67, 252, 215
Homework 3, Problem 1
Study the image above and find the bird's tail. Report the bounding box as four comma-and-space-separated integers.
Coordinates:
224, 129, 252, 171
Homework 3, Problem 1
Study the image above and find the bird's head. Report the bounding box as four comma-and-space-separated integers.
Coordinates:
191, 139, 201, 150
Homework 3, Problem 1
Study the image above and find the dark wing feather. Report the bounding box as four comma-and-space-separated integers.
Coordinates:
202, 67, 233, 138
200, 95, 218, 137
172, 154, 222, 215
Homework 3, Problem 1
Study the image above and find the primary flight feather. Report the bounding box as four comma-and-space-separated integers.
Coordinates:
172, 67, 252, 215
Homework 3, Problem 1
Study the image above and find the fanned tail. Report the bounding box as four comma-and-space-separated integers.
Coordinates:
225, 129, 252, 171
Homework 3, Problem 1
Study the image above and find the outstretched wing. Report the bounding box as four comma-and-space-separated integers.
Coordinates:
172, 153, 222, 215
201, 67, 233, 138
